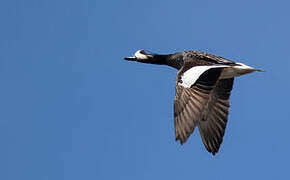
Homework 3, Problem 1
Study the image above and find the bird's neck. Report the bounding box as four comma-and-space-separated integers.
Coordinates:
161, 54, 183, 70
144, 54, 184, 70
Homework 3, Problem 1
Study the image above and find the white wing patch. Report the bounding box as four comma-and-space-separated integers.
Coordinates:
180, 65, 229, 88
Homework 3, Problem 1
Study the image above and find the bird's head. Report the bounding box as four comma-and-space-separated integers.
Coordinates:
124, 50, 160, 64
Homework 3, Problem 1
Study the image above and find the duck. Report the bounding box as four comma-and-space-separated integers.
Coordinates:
124, 49, 263, 155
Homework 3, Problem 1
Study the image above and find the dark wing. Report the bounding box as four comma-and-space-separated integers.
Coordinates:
174, 66, 234, 155
198, 78, 234, 155
174, 85, 208, 143
174, 68, 223, 143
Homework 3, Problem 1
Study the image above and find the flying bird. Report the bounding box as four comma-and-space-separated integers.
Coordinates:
124, 50, 263, 155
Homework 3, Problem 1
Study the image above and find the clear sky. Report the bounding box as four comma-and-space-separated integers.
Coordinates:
0, 0, 290, 179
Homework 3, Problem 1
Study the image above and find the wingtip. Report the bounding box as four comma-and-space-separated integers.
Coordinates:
175, 136, 186, 145
211, 151, 218, 156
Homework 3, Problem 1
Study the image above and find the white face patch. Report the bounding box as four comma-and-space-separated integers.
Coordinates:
180, 65, 229, 88
134, 50, 149, 60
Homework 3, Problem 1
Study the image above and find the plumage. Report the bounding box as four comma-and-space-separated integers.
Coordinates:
124, 49, 263, 155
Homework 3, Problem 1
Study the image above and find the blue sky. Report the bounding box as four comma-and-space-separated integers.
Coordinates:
0, 0, 290, 179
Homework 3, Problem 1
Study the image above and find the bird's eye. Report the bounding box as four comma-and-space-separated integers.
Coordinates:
139, 50, 147, 55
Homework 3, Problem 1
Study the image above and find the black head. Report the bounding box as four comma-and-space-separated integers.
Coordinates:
124, 50, 162, 64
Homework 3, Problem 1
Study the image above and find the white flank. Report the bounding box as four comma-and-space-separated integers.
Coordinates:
235, 62, 256, 70
220, 62, 257, 79
180, 65, 229, 88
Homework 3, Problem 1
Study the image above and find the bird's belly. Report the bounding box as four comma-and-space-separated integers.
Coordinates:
220, 63, 256, 79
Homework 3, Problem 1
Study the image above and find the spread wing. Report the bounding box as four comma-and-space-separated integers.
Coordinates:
197, 78, 234, 155
174, 65, 234, 155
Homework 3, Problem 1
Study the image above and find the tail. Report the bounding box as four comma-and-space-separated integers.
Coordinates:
232, 63, 265, 77
254, 68, 265, 72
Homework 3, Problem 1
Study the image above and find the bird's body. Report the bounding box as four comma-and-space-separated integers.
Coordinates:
124, 50, 263, 155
